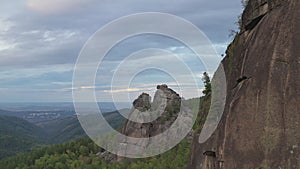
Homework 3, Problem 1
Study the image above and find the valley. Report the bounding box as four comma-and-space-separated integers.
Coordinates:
0, 103, 128, 159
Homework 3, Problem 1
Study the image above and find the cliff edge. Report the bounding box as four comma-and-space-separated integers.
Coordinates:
189, 0, 300, 168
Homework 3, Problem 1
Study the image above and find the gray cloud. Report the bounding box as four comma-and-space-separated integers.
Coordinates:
0, 0, 243, 102
1, 0, 242, 66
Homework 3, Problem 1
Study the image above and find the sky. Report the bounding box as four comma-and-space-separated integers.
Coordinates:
0, 0, 243, 102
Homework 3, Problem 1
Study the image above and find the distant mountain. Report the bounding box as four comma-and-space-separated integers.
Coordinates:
0, 109, 18, 116
36, 116, 85, 144
0, 109, 128, 159
0, 115, 46, 159
36, 109, 128, 144
0, 102, 131, 123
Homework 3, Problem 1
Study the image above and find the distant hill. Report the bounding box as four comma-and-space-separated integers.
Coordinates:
36, 109, 128, 144
0, 115, 46, 159
0, 109, 128, 159
0, 137, 191, 169
36, 116, 85, 144
0, 109, 19, 117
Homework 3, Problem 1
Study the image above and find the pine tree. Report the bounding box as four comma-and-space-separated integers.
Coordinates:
202, 72, 211, 95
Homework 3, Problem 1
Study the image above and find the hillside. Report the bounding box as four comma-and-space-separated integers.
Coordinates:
0, 115, 46, 159
0, 109, 127, 160
0, 137, 191, 169
0, 109, 22, 117
36, 116, 86, 144
36, 109, 128, 144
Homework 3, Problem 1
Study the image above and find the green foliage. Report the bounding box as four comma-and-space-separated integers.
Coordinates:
37, 116, 86, 144
165, 99, 181, 118
0, 115, 47, 159
38, 110, 126, 144
188, 97, 203, 132
236, 0, 249, 30
117, 139, 191, 169
0, 137, 192, 169
0, 137, 103, 169
226, 33, 239, 73
230, 0, 248, 37
202, 72, 212, 96
0, 110, 126, 160
189, 95, 211, 134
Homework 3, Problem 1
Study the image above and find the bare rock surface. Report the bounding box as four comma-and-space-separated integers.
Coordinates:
117, 85, 188, 159
189, 0, 300, 168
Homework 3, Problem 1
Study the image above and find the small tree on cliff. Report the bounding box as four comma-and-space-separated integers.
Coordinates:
202, 72, 211, 95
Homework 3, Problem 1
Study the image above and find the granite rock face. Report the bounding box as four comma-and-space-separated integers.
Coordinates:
189, 0, 300, 168
117, 85, 186, 159
132, 93, 151, 112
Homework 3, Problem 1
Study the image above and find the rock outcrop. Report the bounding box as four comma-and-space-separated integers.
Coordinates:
132, 93, 152, 112
117, 85, 185, 159
122, 84, 181, 137
189, 0, 300, 168
242, 0, 281, 31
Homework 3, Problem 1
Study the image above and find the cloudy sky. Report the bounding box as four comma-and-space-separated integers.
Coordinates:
0, 0, 243, 102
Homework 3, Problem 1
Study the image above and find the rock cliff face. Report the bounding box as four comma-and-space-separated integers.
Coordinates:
189, 0, 300, 168
122, 84, 181, 138
117, 85, 183, 159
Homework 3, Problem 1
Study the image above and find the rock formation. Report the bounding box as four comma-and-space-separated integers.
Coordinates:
189, 0, 300, 168
117, 84, 186, 159
122, 84, 181, 137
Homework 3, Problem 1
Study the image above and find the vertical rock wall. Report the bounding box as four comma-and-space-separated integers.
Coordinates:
189, 0, 300, 168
